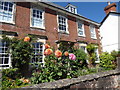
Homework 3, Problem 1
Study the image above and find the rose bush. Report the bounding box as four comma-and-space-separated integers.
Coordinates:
31, 44, 89, 84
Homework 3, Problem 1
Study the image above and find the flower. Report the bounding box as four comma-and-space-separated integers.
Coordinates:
45, 44, 50, 49
20, 78, 30, 83
55, 50, 62, 58
64, 51, 69, 56
44, 49, 53, 55
23, 79, 30, 83
69, 53, 76, 60
24, 36, 30, 42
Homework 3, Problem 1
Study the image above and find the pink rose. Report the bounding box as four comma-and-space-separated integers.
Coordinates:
69, 53, 76, 60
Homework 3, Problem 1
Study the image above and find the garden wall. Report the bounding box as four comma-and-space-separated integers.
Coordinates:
21, 57, 120, 89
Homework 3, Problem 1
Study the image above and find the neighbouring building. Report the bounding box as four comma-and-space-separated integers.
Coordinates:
100, 2, 120, 53
0, 1, 101, 68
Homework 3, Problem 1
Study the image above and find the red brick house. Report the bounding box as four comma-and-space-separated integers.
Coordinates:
0, 1, 101, 68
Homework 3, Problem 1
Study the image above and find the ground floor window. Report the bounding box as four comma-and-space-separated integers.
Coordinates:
95, 48, 100, 63
0, 40, 11, 68
79, 43, 87, 53
32, 42, 44, 64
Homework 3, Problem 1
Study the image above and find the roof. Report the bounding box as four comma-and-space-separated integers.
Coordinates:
100, 12, 120, 27
31, 1, 100, 26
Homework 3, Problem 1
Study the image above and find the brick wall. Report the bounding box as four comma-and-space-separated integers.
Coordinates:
0, 2, 101, 53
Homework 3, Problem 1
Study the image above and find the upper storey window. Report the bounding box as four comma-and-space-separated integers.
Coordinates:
65, 4, 77, 14
90, 25, 97, 39
77, 21, 85, 37
0, 2, 15, 23
58, 15, 68, 33
31, 8, 45, 29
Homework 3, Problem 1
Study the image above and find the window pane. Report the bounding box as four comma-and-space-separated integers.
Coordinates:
9, 3, 13, 8
4, 57, 9, 64
4, 2, 8, 7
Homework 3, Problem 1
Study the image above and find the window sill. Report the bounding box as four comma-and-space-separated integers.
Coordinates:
30, 26, 45, 30
58, 31, 69, 35
78, 35, 86, 37
91, 37, 97, 40
0, 21, 15, 25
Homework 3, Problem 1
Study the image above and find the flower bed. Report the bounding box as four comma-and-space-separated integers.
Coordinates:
1, 36, 117, 89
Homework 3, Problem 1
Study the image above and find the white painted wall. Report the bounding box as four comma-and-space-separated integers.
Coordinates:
100, 13, 119, 53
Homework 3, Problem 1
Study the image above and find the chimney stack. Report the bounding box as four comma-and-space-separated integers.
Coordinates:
104, 2, 116, 15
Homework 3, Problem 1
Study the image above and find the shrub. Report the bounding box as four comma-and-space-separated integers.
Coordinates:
72, 48, 87, 68
1, 68, 30, 90
100, 52, 115, 70
2, 35, 33, 77
1, 68, 20, 79
86, 44, 97, 67
111, 50, 118, 67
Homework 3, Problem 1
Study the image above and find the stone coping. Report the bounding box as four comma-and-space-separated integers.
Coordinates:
21, 69, 120, 88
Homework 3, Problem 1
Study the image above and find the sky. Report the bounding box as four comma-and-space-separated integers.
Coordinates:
53, 2, 119, 23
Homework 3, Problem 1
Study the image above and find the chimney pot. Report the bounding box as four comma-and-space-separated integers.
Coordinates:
107, 1, 110, 5
104, 3, 116, 15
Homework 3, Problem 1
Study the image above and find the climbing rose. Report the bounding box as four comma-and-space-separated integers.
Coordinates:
64, 51, 69, 56
45, 44, 50, 49
44, 49, 53, 55
55, 50, 62, 58
24, 36, 30, 42
69, 53, 76, 60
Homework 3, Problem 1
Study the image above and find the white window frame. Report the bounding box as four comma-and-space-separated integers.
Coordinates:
0, 2, 15, 24
90, 25, 97, 39
57, 15, 69, 34
77, 21, 85, 37
31, 38, 45, 65
30, 5, 45, 29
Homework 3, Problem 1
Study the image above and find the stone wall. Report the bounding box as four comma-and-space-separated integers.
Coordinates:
21, 57, 120, 89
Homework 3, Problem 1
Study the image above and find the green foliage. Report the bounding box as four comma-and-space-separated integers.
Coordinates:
110, 50, 118, 67
31, 48, 88, 84
86, 44, 98, 66
10, 39, 33, 68
1, 68, 29, 90
2, 76, 29, 90
2, 35, 33, 76
100, 52, 115, 70
1, 68, 21, 79
111, 50, 118, 59
58, 42, 74, 52
72, 48, 87, 68
86, 44, 97, 53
